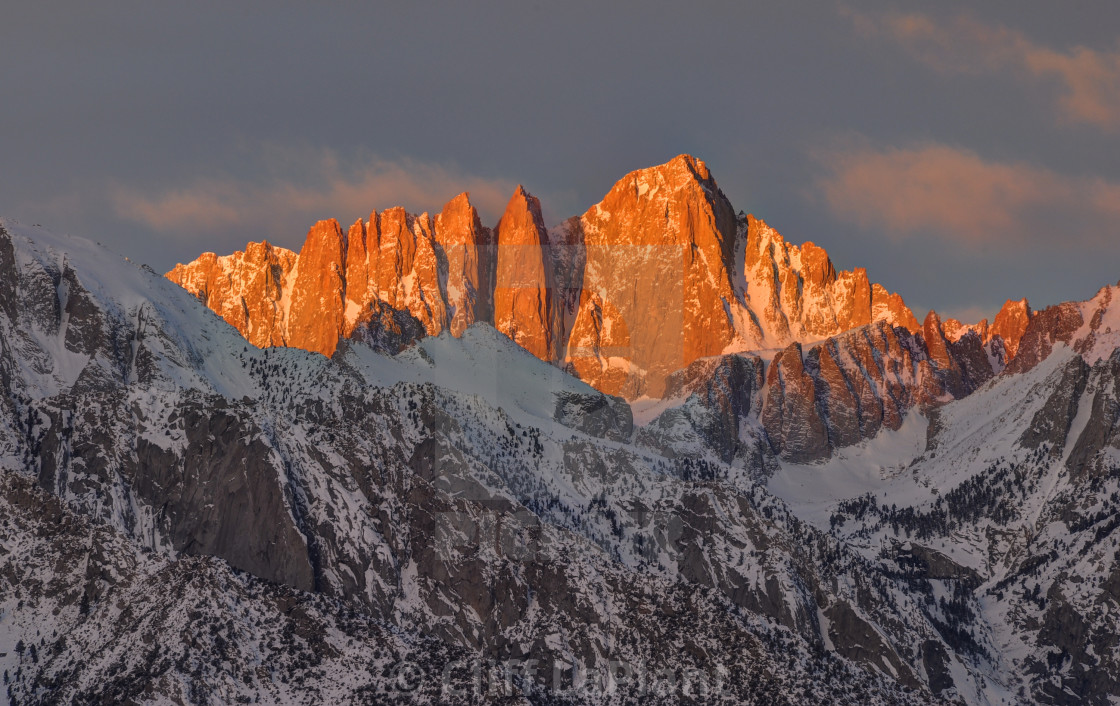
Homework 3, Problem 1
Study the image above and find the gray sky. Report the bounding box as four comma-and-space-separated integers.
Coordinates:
3, 1, 1119, 322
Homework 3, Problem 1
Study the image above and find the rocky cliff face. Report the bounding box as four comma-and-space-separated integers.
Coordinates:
167, 194, 495, 358
493, 186, 558, 362
566, 155, 742, 396
742, 214, 920, 344
667, 315, 999, 465
436, 192, 495, 337
990, 298, 1032, 359
166, 240, 297, 348
167, 155, 917, 398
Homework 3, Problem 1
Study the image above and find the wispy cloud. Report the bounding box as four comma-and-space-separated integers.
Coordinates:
815, 140, 1120, 247
111, 147, 520, 237
847, 9, 1120, 130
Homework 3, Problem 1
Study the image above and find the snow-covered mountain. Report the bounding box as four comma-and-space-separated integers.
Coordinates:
3, 190, 1120, 704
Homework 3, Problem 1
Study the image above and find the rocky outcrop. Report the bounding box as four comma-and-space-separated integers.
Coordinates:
553, 390, 633, 442
287, 219, 348, 356
169, 194, 501, 358
493, 186, 558, 363
1006, 301, 1084, 375
744, 216, 919, 344
568, 155, 742, 396
660, 353, 767, 463
936, 299, 1033, 370
664, 315, 1000, 463
1020, 356, 1090, 455
762, 343, 830, 462
990, 298, 1032, 360
166, 240, 297, 348
348, 299, 426, 355
942, 317, 989, 343
132, 405, 316, 591
1064, 350, 1120, 479
872, 283, 921, 333
365, 207, 448, 337
436, 193, 495, 337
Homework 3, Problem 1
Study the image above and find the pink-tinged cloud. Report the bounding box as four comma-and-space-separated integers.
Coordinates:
111, 149, 519, 237
816, 142, 1120, 247
847, 9, 1120, 130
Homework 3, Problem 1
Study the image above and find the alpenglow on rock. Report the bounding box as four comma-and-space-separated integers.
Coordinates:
168, 155, 920, 397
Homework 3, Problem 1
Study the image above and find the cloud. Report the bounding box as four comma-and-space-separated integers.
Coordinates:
815, 141, 1120, 247
847, 9, 1120, 130
111, 148, 520, 238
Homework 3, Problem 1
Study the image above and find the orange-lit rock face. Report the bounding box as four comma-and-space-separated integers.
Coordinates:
167, 240, 297, 348
168, 193, 495, 358
287, 219, 348, 356
870, 284, 921, 333
493, 186, 557, 363
166, 155, 930, 398
743, 216, 919, 345
566, 289, 635, 396
571, 155, 739, 396
990, 298, 1032, 359
357, 207, 445, 337
436, 193, 494, 337
922, 311, 954, 372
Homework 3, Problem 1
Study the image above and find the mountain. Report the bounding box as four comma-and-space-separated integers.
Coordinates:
168, 155, 931, 398
168, 156, 1036, 463
4, 154, 1120, 704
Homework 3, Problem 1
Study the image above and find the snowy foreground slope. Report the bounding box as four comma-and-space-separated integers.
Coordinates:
1, 220, 1119, 704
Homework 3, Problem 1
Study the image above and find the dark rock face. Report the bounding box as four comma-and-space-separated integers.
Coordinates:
661, 353, 765, 462
948, 331, 997, 391
0, 225, 17, 321
809, 341, 863, 448
347, 298, 425, 355
1021, 356, 1090, 455
0, 472, 481, 705
745, 318, 995, 463
1007, 302, 1085, 375
921, 640, 955, 696
890, 542, 982, 587
1065, 350, 1120, 479
1030, 591, 1120, 704
822, 600, 920, 690
135, 406, 316, 591
763, 343, 830, 462
553, 390, 634, 442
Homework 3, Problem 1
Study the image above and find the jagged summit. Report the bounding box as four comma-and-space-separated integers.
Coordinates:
494, 184, 557, 362
937, 298, 1035, 366
168, 156, 921, 397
